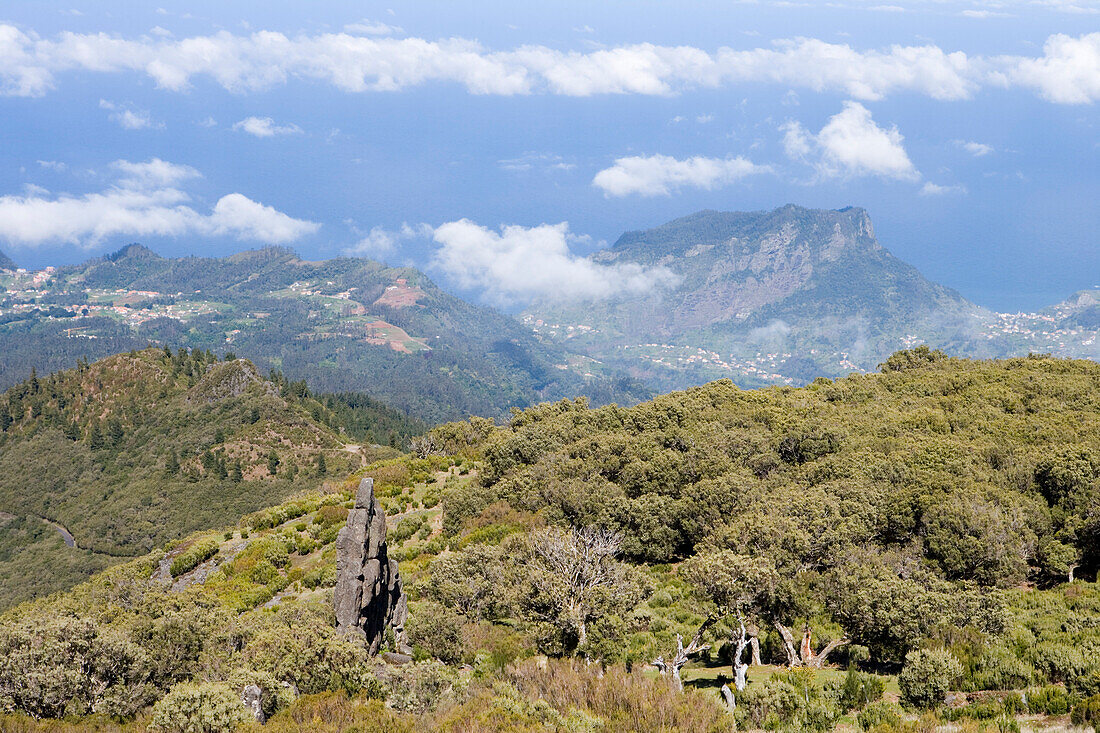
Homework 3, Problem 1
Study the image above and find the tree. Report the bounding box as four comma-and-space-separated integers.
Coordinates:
88, 422, 104, 450
165, 450, 180, 476
526, 525, 640, 653
316, 452, 327, 476
680, 551, 780, 690
267, 451, 280, 477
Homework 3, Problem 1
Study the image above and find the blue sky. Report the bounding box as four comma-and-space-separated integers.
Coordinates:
0, 1, 1097, 312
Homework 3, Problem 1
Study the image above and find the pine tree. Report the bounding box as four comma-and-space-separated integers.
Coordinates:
316, 452, 327, 476
166, 450, 180, 475
230, 460, 243, 483
88, 422, 104, 450
107, 419, 124, 448
267, 450, 280, 476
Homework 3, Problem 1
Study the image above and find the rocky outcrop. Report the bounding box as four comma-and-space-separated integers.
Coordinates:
334, 477, 408, 654
185, 359, 274, 404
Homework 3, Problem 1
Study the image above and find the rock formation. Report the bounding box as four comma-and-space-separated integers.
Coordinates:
334, 477, 408, 654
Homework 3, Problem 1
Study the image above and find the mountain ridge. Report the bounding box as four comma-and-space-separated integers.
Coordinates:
0, 246, 651, 422
525, 205, 1048, 387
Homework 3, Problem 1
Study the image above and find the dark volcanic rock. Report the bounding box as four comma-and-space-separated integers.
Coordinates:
334, 477, 408, 654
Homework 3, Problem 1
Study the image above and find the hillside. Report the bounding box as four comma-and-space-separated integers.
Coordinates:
525, 205, 1097, 389
2, 351, 1099, 732
0, 249, 15, 271
0, 348, 407, 609
0, 245, 650, 422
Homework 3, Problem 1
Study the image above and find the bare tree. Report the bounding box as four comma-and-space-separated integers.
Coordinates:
530, 525, 624, 648
774, 622, 849, 668
652, 614, 719, 691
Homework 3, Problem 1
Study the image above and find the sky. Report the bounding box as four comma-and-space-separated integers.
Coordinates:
0, 0, 1097, 313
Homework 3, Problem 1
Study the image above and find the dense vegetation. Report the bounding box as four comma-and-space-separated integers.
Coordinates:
2, 350, 1100, 731
0, 348, 406, 609
0, 244, 651, 422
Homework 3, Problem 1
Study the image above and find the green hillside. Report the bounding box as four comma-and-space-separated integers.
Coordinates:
0, 248, 16, 271
0, 347, 411, 609
2, 351, 1099, 732
0, 244, 651, 422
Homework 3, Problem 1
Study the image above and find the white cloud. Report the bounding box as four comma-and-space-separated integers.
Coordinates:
954, 139, 994, 156
593, 154, 770, 196
960, 9, 1013, 18
346, 226, 397, 257
99, 99, 161, 129
429, 220, 679, 305
37, 160, 67, 171
782, 101, 920, 182
498, 152, 575, 172
343, 20, 403, 36
0, 158, 317, 248
920, 181, 967, 196
232, 116, 302, 137
111, 158, 200, 187
0, 25, 1097, 103
1003, 33, 1100, 104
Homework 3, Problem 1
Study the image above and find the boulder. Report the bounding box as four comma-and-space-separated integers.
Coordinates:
334, 477, 408, 655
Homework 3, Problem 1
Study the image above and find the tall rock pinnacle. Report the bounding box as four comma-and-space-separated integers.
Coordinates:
334, 477, 408, 655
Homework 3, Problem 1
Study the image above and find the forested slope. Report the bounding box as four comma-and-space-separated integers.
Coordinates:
3, 349, 1100, 732
0, 348, 410, 608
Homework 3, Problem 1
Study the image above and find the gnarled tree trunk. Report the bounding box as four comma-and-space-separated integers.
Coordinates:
774, 622, 849, 668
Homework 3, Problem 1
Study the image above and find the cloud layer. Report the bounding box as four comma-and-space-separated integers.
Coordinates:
782, 101, 920, 181
232, 116, 302, 137
0, 158, 318, 248
0, 25, 1097, 103
593, 154, 770, 196
429, 220, 679, 305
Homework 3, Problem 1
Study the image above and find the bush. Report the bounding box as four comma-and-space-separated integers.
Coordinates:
899, 649, 962, 709
406, 602, 464, 664
1026, 685, 1075, 715
386, 661, 469, 714
857, 699, 903, 731
827, 668, 886, 711
1072, 694, 1100, 731
148, 681, 250, 733
170, 538, 219, 577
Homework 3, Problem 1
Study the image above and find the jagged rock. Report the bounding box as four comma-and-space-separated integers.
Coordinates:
185, 359, 274, 404
334, 477, 408, 654
240, 684, 264, 723
382, 651, 413, 665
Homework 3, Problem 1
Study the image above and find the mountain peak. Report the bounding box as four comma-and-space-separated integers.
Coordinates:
105, 243, 161, 262
607, 205, 879, 263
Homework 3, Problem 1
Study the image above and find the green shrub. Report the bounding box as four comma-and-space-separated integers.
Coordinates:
827, 668, 886, 711
1071, 694, 1100, 731
407, 602, 464, 664
148, 681, 250, 733
1026, 685, 1075, 715
170, 539, 219, 577
857, 699, 903, 731
899, 649, 962, 709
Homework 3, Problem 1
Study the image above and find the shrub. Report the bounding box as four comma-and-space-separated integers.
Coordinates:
1071, 694, 1100, 731
857, 699, 903, 731
170, 539, 219, 577
827, 668, 886, 711
1026, 685, 1075, 715
148, 681, 250, 733
406, 602, 464, 664
899, 649, 962, 709
386, 661, 469, 714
